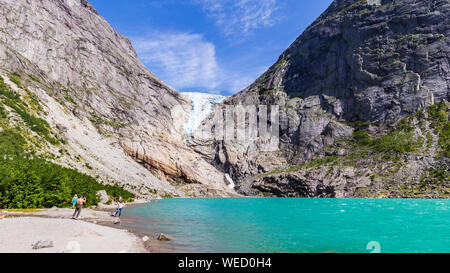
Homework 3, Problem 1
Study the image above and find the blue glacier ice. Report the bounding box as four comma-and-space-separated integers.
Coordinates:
182, 92, 227, 135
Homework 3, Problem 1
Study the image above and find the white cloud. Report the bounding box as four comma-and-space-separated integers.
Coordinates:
133, 32, 220, 90
197, 0, 280, 35
132, 32, 260, 94
128, 1, 282, 94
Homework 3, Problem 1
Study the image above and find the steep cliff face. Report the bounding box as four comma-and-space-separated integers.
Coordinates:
190, 0, 450, 197
0, 0, 235, 198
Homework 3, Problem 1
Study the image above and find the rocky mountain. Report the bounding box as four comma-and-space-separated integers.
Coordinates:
189, 0, 450, 198
0, 0, 236, 199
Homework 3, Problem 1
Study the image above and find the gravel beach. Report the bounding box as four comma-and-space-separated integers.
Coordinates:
0, 208, 148, 253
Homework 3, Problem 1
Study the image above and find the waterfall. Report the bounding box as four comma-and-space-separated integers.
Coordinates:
225, 174, 235, 189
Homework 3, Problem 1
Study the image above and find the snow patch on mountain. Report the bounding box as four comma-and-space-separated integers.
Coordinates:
182, 92, 227, 135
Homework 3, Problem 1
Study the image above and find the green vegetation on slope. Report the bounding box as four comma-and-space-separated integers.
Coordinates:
0, 128, 134, 209
0, 103, 7, 118
9, 73, 24, 89
0, 75, 134, 209
262, 102, 448, 178
89, 112, 126, 129
354, 118, 425, 154
439, 122, 450, 158
0, 75, 59, 144
426, 103, 450, 158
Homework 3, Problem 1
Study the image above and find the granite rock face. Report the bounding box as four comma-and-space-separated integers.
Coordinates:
0, 0, 235, 198
189, 0, 450, 197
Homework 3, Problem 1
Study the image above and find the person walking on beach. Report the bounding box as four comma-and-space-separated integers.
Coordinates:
72, 195, 86, 220
71, 194, 78, 209
114, 197, 124, 218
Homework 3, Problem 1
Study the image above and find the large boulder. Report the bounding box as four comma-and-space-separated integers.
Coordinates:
96, 190, 109, 204
157, 233, 174, 241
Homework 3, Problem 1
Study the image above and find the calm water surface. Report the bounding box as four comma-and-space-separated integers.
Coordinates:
124, 198, 450, 253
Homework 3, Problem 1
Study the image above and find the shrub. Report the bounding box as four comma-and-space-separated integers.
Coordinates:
103, 184, 134, 202
439, 121, 450, 158
9, 73, 24, 89
0, 77, 19, 100
353, 130, 372, 145
427, 102, 449, 158
371, 130, 423, 154
428, 103, 447, 132
0, 103, 7, 118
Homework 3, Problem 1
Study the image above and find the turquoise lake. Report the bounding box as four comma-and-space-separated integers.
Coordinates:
125, 198, 450, 253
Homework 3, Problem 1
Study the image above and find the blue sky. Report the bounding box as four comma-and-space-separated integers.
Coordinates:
89, 0, 333, 95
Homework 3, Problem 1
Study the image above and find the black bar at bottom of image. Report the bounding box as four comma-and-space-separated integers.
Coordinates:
3, 253, 448, 272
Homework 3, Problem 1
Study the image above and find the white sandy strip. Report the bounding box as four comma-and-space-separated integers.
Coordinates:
0, 217, 145, 253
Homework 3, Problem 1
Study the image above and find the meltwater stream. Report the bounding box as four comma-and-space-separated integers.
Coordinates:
124, 198, 450, 253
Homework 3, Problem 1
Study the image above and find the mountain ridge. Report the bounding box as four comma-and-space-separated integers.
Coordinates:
0, 0, 236, 200
189, 0, 449, 198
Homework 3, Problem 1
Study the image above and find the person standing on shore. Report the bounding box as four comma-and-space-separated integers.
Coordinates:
111, 196, 119, 216
71, 194, 78, 209
114, 197, 124, 218
72, 195, 86, 220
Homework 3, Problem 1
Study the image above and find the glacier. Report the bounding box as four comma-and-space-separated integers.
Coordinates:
182, 92, 227, 135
